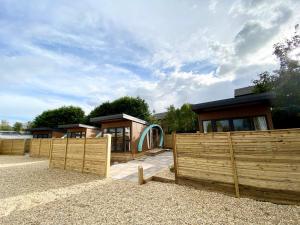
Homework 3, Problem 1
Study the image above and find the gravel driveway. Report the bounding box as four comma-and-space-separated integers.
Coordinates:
0, 155, 299, 225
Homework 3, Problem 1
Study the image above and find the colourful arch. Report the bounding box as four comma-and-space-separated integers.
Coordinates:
137, 124, 164, 152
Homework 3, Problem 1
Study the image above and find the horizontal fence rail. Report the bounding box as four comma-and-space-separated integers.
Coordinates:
49, 135, 111, 177
0, 139, 26, 155
173, 129, 300, 205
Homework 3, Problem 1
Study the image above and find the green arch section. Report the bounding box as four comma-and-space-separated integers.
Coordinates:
137, 124, 164, 152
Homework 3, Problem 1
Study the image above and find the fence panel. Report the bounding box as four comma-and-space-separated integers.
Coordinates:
174, 129, 300, 205
30, 139, 41, 157
0, 139, 25, 155
50, 139, 67, 169
164, 134, 173, 148
30, 139, 52, 157
49, 136, 111, 177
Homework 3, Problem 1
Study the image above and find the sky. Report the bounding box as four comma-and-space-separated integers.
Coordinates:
0, 0, 299, 124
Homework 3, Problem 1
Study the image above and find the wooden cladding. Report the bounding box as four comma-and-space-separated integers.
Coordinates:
174, 129, 300, 205
0, 139, 26, 155
164, 134, 173, 149
49, 136, 111, 177
30, 139, 52, 157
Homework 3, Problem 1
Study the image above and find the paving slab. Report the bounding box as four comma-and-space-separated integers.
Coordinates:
110, 151, 173, 182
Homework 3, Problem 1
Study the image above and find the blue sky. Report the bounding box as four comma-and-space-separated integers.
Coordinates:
0, 0, 299, 124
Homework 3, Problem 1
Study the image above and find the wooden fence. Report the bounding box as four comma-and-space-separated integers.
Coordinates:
173, 129, 300, 205
0, 139, 26, 155
30, 139, 52, 157
49, 135, 111, 177
164, 134, 173, 149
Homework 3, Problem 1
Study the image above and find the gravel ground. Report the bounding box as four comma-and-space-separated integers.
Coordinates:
154, 168, 175, 181
0, 157, 100, 199
0, 154, 43, 164
0, 156, 299, 225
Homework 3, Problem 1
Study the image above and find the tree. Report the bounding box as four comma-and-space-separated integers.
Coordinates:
32, 106, 85, 128
23, 121, 33, 130
164, 104, 198, 133
253, 26, 300, 128
0, 120, 12, 131
253, 71, 277, 93
13, 122, 23, 132
87, 96, 151, 122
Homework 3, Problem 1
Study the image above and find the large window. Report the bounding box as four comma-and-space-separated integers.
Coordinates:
103, 127, 131, 152
33, 133, 50, 138
203, 121, 213, 133
68, 132, 86, 138
233, 118, 253, 131
253, 116, 268, 130
202, 116, 268, 132
215, 120, 230, 132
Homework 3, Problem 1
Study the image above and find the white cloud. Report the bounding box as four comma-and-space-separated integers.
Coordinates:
0, 0, 299, 124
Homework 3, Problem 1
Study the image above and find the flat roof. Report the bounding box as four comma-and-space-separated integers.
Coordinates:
234, 86, 254, 97
90, 113, 147, 125
192, 92, 274, 113
29, 127, 63, 132
153, 112, 167, 120
58, 124, 98, 129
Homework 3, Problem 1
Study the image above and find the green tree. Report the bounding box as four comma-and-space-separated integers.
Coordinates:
13, 122, 23, 132
87, 96, 151, 122
253, 71, 277, 93
164, 104, 198, 133
23, 121, 33, 130
32, 106, 85, 128
253, 26, 300, 128
0, 120, 12, 131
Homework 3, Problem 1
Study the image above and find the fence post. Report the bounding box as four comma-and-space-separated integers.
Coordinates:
38, 139, 42, 157
81, 137, 87, 173
172, 131, 178, 184
104, 134, 111, 178
10, 139, 13, 154
22, 139, 25, 155
227, 132, 240, 198
29, 139, 33, 156
0, 139, 2, 154
49, 139, 54, 168
63, 138, 69, 170
138, 165, 144, 185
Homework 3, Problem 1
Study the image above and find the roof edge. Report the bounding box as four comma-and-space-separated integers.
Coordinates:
90, 113, 147, 125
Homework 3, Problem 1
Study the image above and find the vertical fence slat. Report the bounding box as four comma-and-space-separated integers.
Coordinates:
49, 139, 54, 168
0, 139, 2, 154
38, 139, 42, 157
104, 134, 111, 178
63, 138, 69, 170
172, 131, 178, 184
81, 137, 87, 173
227, 132, 240, 198
10, 139, 13, 154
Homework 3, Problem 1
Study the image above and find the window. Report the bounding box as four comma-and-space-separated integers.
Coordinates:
233, 118, 253, 131
203, 121, 213, 133
253, 116, 268, 130
103, 127, 131, 152
215, 120, 230, 132
68, 132, 86, 138
33, 134, 50, 138
202, 115, 269, 132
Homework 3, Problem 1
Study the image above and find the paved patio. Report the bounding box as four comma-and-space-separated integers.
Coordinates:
110, 151, 173, 182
